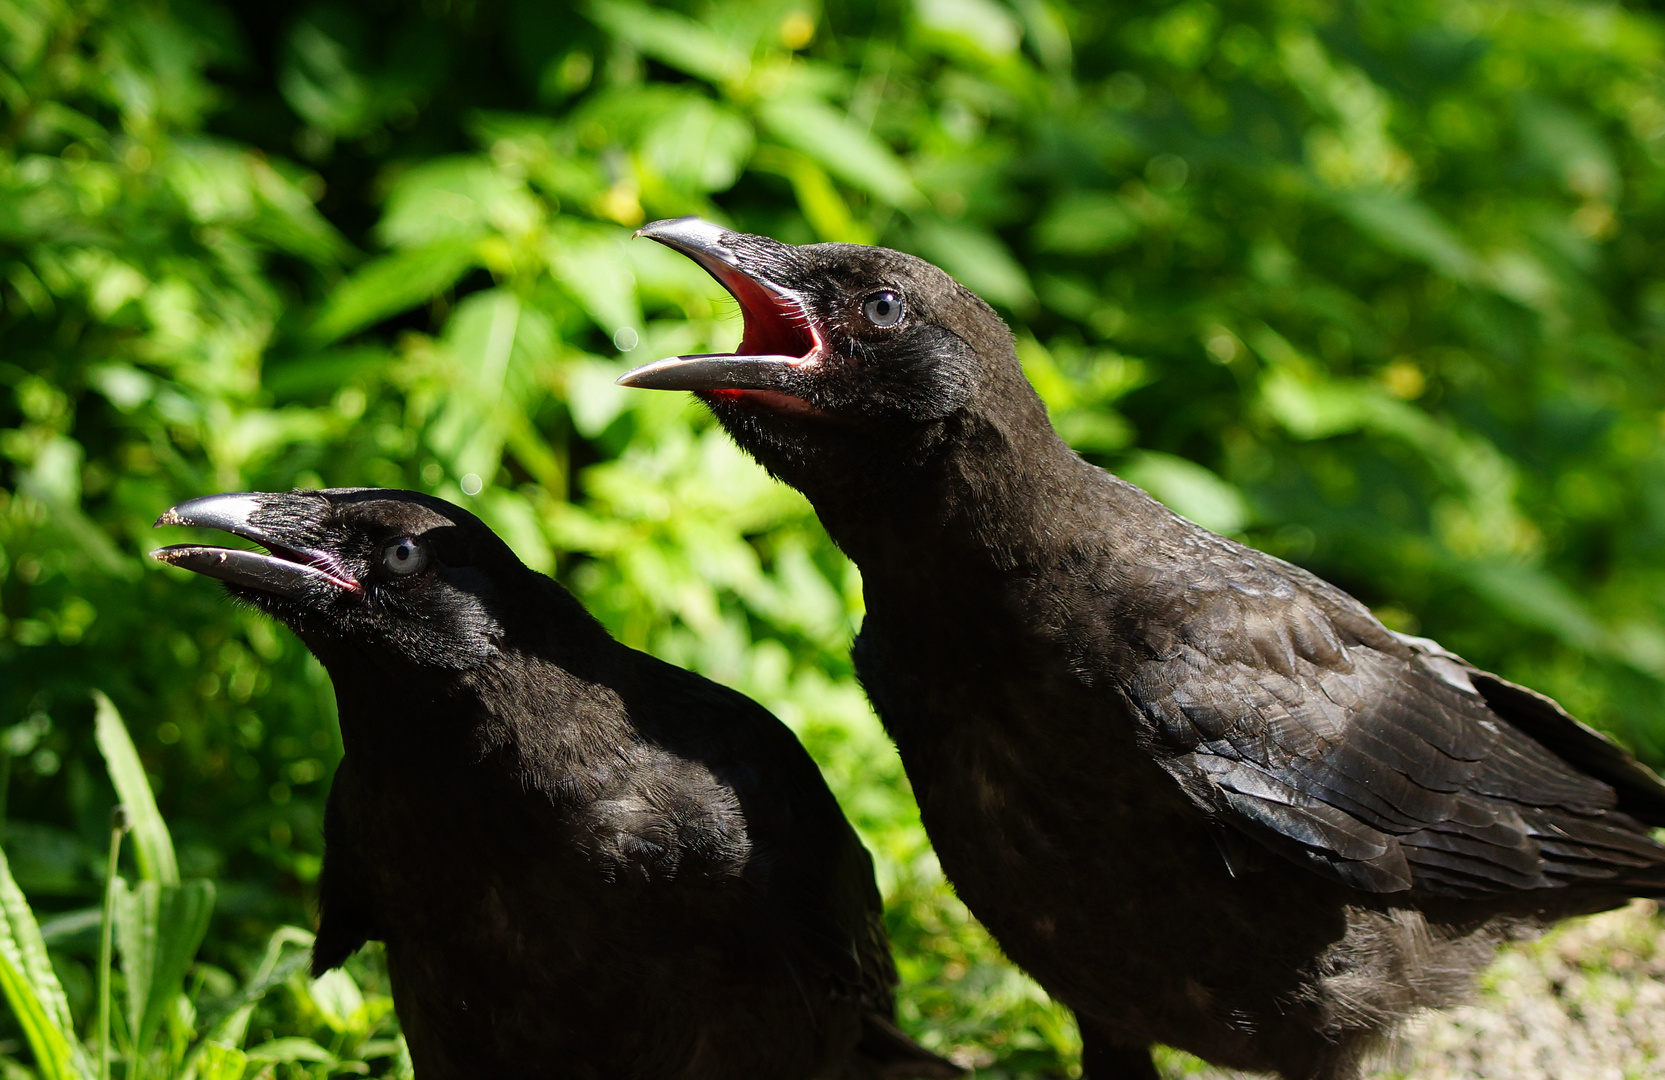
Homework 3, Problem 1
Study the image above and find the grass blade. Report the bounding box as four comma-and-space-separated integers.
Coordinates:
98, 811, 127, 1080
91, 693, 178, 885
115, 879, 215, 1056
0, 844, 89, 1079
182, 928, 314, 1071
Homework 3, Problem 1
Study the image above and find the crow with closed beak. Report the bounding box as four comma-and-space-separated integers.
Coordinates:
619, 218, 1665, 1080
152, 488, 960, 1080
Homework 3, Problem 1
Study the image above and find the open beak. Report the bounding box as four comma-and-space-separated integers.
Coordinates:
617, 217, 821, 395
152, 492, 361, 597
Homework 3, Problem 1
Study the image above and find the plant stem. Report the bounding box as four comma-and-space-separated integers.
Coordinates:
99, 805, 130, 1080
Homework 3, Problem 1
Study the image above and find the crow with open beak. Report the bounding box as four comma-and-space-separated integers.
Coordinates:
620, 219, 1665, 1080
153, 487, 960, 1080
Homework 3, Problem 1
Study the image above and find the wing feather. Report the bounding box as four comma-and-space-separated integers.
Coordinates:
1127, 551, 1665, 899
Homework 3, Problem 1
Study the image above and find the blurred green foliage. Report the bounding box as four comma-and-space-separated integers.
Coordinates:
3, 0, 1665, 1075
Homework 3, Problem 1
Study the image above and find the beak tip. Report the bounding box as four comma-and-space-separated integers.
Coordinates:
633, 216, 731, 252
154, 508, 182, 529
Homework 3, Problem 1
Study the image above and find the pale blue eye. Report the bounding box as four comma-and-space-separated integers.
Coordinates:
383, 537, 426, 576
862, 291, 902, 327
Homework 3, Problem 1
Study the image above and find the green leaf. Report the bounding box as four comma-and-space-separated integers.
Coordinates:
376, 157, 538, 249
114, 878, 215, 1054
91, 693, 177, 886
756, 97, 923, 209
1333, 191, 1477, 282
1465, 563, 1611, 655
642, 97, 754, 193
311, 239, 479, 343
1119, 451, 1251, 535
244, 1037, 338, 1065
913, 0, 1023, 60
195, 1042, 249, 1080
909, 220, 1035, 309
306, 967, 367, 1035
588, 1, 749, 85
752, 146, 869, 243
1033, 193, 1139, 255
0, 846, 85, 1080
185, 928, 315, 1067
546, 225, 643, 338
0, 948, 84, 1080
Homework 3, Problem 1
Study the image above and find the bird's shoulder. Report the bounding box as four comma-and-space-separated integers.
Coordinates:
1022, 472, 1399, 686
488, 644, 898, 1005
631, 655, 901, 1010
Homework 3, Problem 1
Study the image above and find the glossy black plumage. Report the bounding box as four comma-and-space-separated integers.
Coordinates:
620, 219, 1665, 1080
153, 488, 958, 1080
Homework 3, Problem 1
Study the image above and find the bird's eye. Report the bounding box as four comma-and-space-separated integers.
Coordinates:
382, 537, 427, 576
861, 291, 903, 328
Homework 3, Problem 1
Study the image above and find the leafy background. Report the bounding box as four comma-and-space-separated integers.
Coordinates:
3, 0, 1665, 1075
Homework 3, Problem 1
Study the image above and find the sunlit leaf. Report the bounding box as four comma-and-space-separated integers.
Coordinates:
910, 220, 1034, 309
245, 1037, 339, 1064
1119, 451, 1251, 534
756, 97, 923, 209
588, 1, 749, 85
0, 846, 81, 1066
312, 239, 479, 343
307, 967, 367, 1035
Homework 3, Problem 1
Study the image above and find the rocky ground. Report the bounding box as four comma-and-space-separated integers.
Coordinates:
1157, 900, 1665, 1080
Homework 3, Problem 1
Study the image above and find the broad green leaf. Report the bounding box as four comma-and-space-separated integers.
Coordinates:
91, 693, 177, 885
753, 146, 868, 243
0, 846, 79, 1054
1518, 97, 1617, 200
306, 967, 366, 1035
426, 289, 558, 485
115, 878, 215, 1054
392, 1036, 416, 1080
280, 18, 375, 135
311, 239, 479, 343
0, 948, 83, 1080
546, 225, 643, 338
1466, 563, 1611, 655
756, 97, 923, 209
564, 358, 636, 438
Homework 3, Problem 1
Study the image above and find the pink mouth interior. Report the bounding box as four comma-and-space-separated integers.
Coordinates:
708, 264, 816, 359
